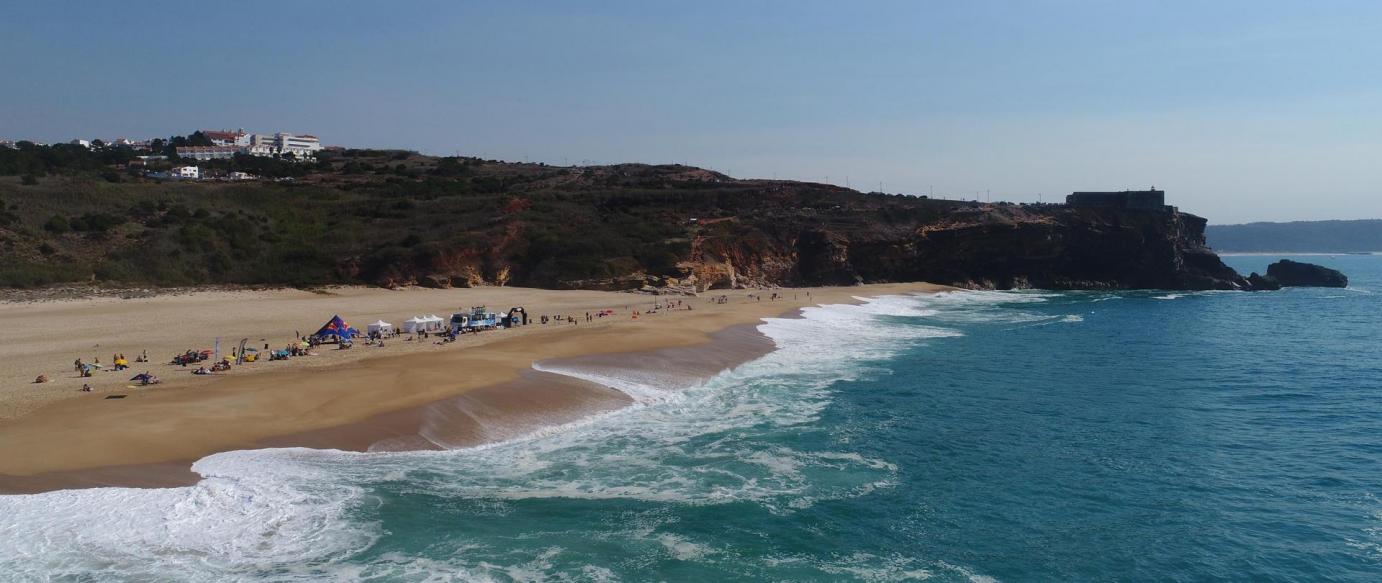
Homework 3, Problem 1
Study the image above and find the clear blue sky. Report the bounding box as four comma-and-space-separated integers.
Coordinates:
3, 1, 1379, 223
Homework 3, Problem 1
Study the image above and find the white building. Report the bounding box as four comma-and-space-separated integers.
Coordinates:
202, 129, 251, 147
246, 132, 321, 158
70, 139, 91, 148
182, 129, 324, 159
276, 133, 321, 157
249, 134, 277, 156
171, 166, 200, 179
177, 146, 242, 161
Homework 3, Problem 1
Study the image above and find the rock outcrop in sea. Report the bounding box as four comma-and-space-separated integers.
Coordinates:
1263, 259, 1349, 288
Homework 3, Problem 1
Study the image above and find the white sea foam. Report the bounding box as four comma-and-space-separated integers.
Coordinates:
0, 449, 378, 581
0, 293, 994, 581
392, 296, 955, 510
530, 361, 686, 405
900, 290, 1060, 325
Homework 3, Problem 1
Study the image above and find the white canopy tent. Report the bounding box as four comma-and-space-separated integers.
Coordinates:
401, 316, 428, 334
424, 314, 445, 331
367, 320, 394, 336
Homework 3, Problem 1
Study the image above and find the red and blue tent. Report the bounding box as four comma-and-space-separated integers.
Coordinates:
313, 315, 359, 341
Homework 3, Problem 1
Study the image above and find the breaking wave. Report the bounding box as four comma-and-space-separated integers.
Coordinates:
0, 293, 1004, 581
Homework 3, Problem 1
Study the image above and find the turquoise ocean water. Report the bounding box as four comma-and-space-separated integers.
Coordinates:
2, 254, 1380, 581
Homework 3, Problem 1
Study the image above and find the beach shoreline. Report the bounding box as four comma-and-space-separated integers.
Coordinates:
0, 283, 946, 493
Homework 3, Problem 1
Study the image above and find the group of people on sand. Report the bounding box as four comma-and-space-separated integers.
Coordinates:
539, 314, 580, 325
29, 347, 159, 388
67, 351, 145, 379
192, 360, 232, 375
43, 370, 160, 390
585, 309, 618, 322
108, 352, 141, 371
641, 299, 693, 315
31, 293, 778, 391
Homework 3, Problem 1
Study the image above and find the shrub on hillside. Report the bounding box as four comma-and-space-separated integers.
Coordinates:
43, 215, 69, 233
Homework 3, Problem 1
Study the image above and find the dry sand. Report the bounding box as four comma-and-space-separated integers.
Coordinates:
0, 283, 945, 490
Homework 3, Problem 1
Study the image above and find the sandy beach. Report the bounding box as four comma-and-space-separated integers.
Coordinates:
0, 283, 944, 491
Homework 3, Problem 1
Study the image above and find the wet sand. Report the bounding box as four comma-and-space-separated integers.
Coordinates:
0, 283, 945, 492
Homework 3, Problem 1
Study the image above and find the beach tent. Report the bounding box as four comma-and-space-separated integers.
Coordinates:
401, 316, 427, 334
424, 314, 446, 331
367, 320, 394, 335
313, 315, 359, 342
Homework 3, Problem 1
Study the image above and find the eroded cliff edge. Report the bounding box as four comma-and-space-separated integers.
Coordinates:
682, 203, 1248, 292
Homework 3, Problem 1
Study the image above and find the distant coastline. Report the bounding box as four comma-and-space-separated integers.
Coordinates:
1208, 219, 1382, 253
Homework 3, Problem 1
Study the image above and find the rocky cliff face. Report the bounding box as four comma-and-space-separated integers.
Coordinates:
346, 192, 1252, 294
680, 204, 1249, 292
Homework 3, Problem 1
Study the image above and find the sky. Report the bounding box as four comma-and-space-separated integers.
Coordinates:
2, 1, 1380, 223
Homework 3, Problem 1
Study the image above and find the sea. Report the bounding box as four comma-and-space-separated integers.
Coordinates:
2, 254, 1380, 582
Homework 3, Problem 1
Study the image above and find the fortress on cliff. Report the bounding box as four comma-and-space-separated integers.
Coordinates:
1066, 189, 1167, 211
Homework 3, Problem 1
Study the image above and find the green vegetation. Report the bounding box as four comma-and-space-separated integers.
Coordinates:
0, 148, 965, 289
0, 142, 137, 177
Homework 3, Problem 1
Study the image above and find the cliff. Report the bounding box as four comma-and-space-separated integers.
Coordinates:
0, 150, 1250, 292
686, 203, 1247, 291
